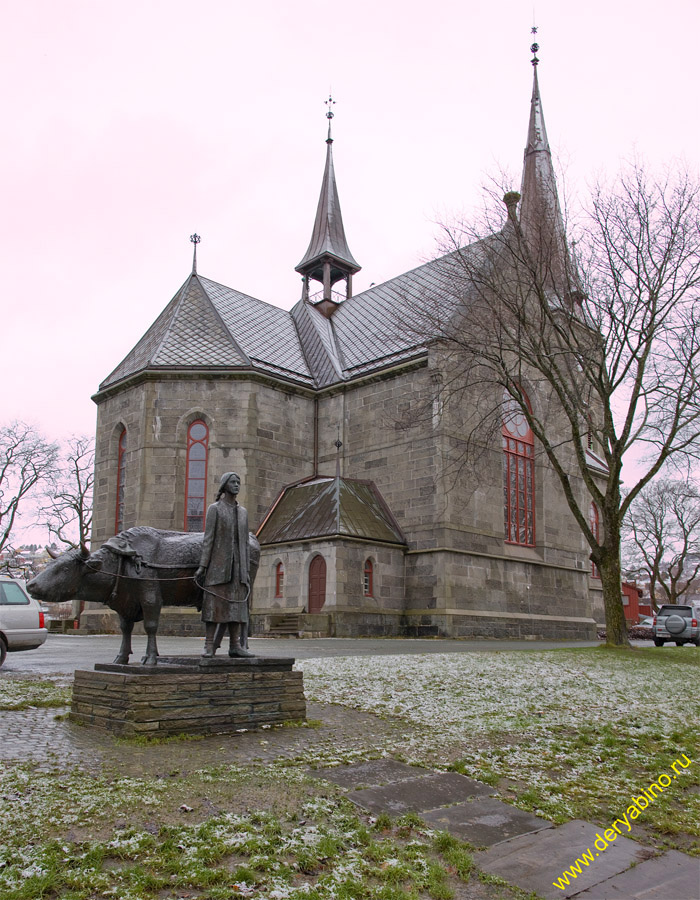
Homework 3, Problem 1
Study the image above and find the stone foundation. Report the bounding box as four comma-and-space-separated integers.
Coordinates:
79, 607, 206, 636
70, 656, 305, 737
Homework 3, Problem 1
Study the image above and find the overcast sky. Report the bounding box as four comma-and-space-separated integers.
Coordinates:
3, 0, 698, 448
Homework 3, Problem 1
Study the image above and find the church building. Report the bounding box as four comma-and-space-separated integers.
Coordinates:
89, 55, 603, 640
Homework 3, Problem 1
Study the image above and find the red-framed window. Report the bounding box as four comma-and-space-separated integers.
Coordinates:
115, 427, 127, 534
503, 391, 535, 546
363, 559, 374, 597
589, 501, 600, 578
275, 562, 284, 598
185, 420, 208, 532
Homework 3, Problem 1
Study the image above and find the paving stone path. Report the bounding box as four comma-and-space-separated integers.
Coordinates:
0, 700, 413, 775
313, 760, 700, 900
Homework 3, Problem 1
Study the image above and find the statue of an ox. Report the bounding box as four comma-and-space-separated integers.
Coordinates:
27, 527, 260, 666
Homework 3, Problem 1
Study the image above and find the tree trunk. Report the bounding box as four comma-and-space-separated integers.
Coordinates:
599, 531, 629, 646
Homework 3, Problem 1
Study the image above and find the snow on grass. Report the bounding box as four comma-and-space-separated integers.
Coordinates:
0, 675, 71, 710
298, 649, 700, 842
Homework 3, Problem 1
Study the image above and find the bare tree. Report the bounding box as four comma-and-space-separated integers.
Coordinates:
0, 422, 59, 555
38, 435, 94, 549
403, 162, 700, 646
623, 479, 700, 608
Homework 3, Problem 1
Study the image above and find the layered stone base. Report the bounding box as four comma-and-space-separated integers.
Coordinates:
70, 657, 305, 737
252, 610, 596, 640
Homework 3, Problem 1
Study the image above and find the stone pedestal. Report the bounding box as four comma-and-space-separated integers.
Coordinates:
70, 656, 305, 737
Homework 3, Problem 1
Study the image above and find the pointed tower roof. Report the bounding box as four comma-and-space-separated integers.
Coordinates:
296, 103, 360, 285
96, 272, 316, 394
518, 39, 566, 252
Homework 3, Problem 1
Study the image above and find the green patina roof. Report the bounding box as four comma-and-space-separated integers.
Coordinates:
257, 477, 406, 546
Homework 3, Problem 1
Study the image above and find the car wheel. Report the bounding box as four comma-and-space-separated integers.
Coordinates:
0, 638, 6, 667
653, 638, 665, 647
694, 638, 700, 647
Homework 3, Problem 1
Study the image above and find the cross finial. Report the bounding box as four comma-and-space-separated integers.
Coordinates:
190, 233, 201, 274
530, 25, 539, 67
325, 94, 335, 143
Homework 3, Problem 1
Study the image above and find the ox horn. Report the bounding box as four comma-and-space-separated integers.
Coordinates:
46, 546, 61, 560
80, 541, 90, 559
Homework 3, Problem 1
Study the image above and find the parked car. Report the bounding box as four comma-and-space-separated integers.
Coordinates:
0, 575, 48, 665
652, 605, 700, 647
639, 617, 655, 627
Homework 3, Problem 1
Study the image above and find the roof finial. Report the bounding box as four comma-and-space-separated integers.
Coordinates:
530, 24, 539, 67
325, 93, 335, 143
190, 233, 201, 274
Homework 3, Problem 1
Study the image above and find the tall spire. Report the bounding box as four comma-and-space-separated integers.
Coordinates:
518, 30, 566, 255
296, 96, 361, 312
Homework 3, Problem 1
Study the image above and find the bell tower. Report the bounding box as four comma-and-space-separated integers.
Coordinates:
295, 96, 361, 316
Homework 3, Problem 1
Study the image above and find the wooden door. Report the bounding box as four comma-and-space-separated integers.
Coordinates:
308, 555, 327, 613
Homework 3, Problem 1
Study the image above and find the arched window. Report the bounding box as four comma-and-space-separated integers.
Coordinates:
502, 391, 535, 546
363, 559, 374, 597
275, 562, 284, 598
589, 502, 600, 578
185, 420, 208, 532
115, 428, 127, 534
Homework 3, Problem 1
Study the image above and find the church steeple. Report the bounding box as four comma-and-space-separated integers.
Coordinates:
296, 97, 361, 313
518, 32, 566, 256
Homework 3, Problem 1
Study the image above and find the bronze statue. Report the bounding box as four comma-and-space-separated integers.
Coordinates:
195, 472, 253, 658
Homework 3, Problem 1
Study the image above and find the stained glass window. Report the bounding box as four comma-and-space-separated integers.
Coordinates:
502, 392, 535, 546
185, 420, 208, 532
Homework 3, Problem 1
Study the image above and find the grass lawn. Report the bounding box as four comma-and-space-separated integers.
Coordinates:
0, 646, 697, 899
301, 646, 699, 853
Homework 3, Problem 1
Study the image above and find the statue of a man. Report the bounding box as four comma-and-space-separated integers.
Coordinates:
195, 472, 253, 658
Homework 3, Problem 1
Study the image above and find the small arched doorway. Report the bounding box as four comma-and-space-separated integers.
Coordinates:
308, 555, 327, 613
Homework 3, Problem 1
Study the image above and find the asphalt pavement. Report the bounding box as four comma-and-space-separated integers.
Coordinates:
3, 633, 603, 675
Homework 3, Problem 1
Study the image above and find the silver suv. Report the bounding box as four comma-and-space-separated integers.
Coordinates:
0, 576, 48, 666
652, 605, 700, 647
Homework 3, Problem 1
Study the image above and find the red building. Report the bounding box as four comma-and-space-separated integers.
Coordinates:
622, 581, 652, 623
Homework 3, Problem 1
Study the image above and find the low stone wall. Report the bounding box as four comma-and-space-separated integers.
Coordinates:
70, 657, 305, 737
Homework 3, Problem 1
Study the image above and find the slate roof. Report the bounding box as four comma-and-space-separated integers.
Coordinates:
330, 254, 463, 378
98, 248, 469, 394
99, 275, 315, 391
257, 476, 406, 546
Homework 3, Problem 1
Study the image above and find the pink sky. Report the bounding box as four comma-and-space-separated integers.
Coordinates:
3, 0, 699, 450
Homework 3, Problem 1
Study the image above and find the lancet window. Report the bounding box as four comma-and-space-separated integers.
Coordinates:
185, 420, 208, 532
503, 392, 536, 546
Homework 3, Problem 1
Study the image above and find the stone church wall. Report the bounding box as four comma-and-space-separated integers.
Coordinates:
253, 539, 407, 637
92, 374, 316, 545
91, 357, 597, 640
321, 362, 440, 550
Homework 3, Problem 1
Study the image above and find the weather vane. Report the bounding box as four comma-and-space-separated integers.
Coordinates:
190, 233, 201, 274
530, 24, 539, 67
325, 93, 335, 142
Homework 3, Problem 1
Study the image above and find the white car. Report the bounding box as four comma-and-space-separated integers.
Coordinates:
0, 575, 48, 666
